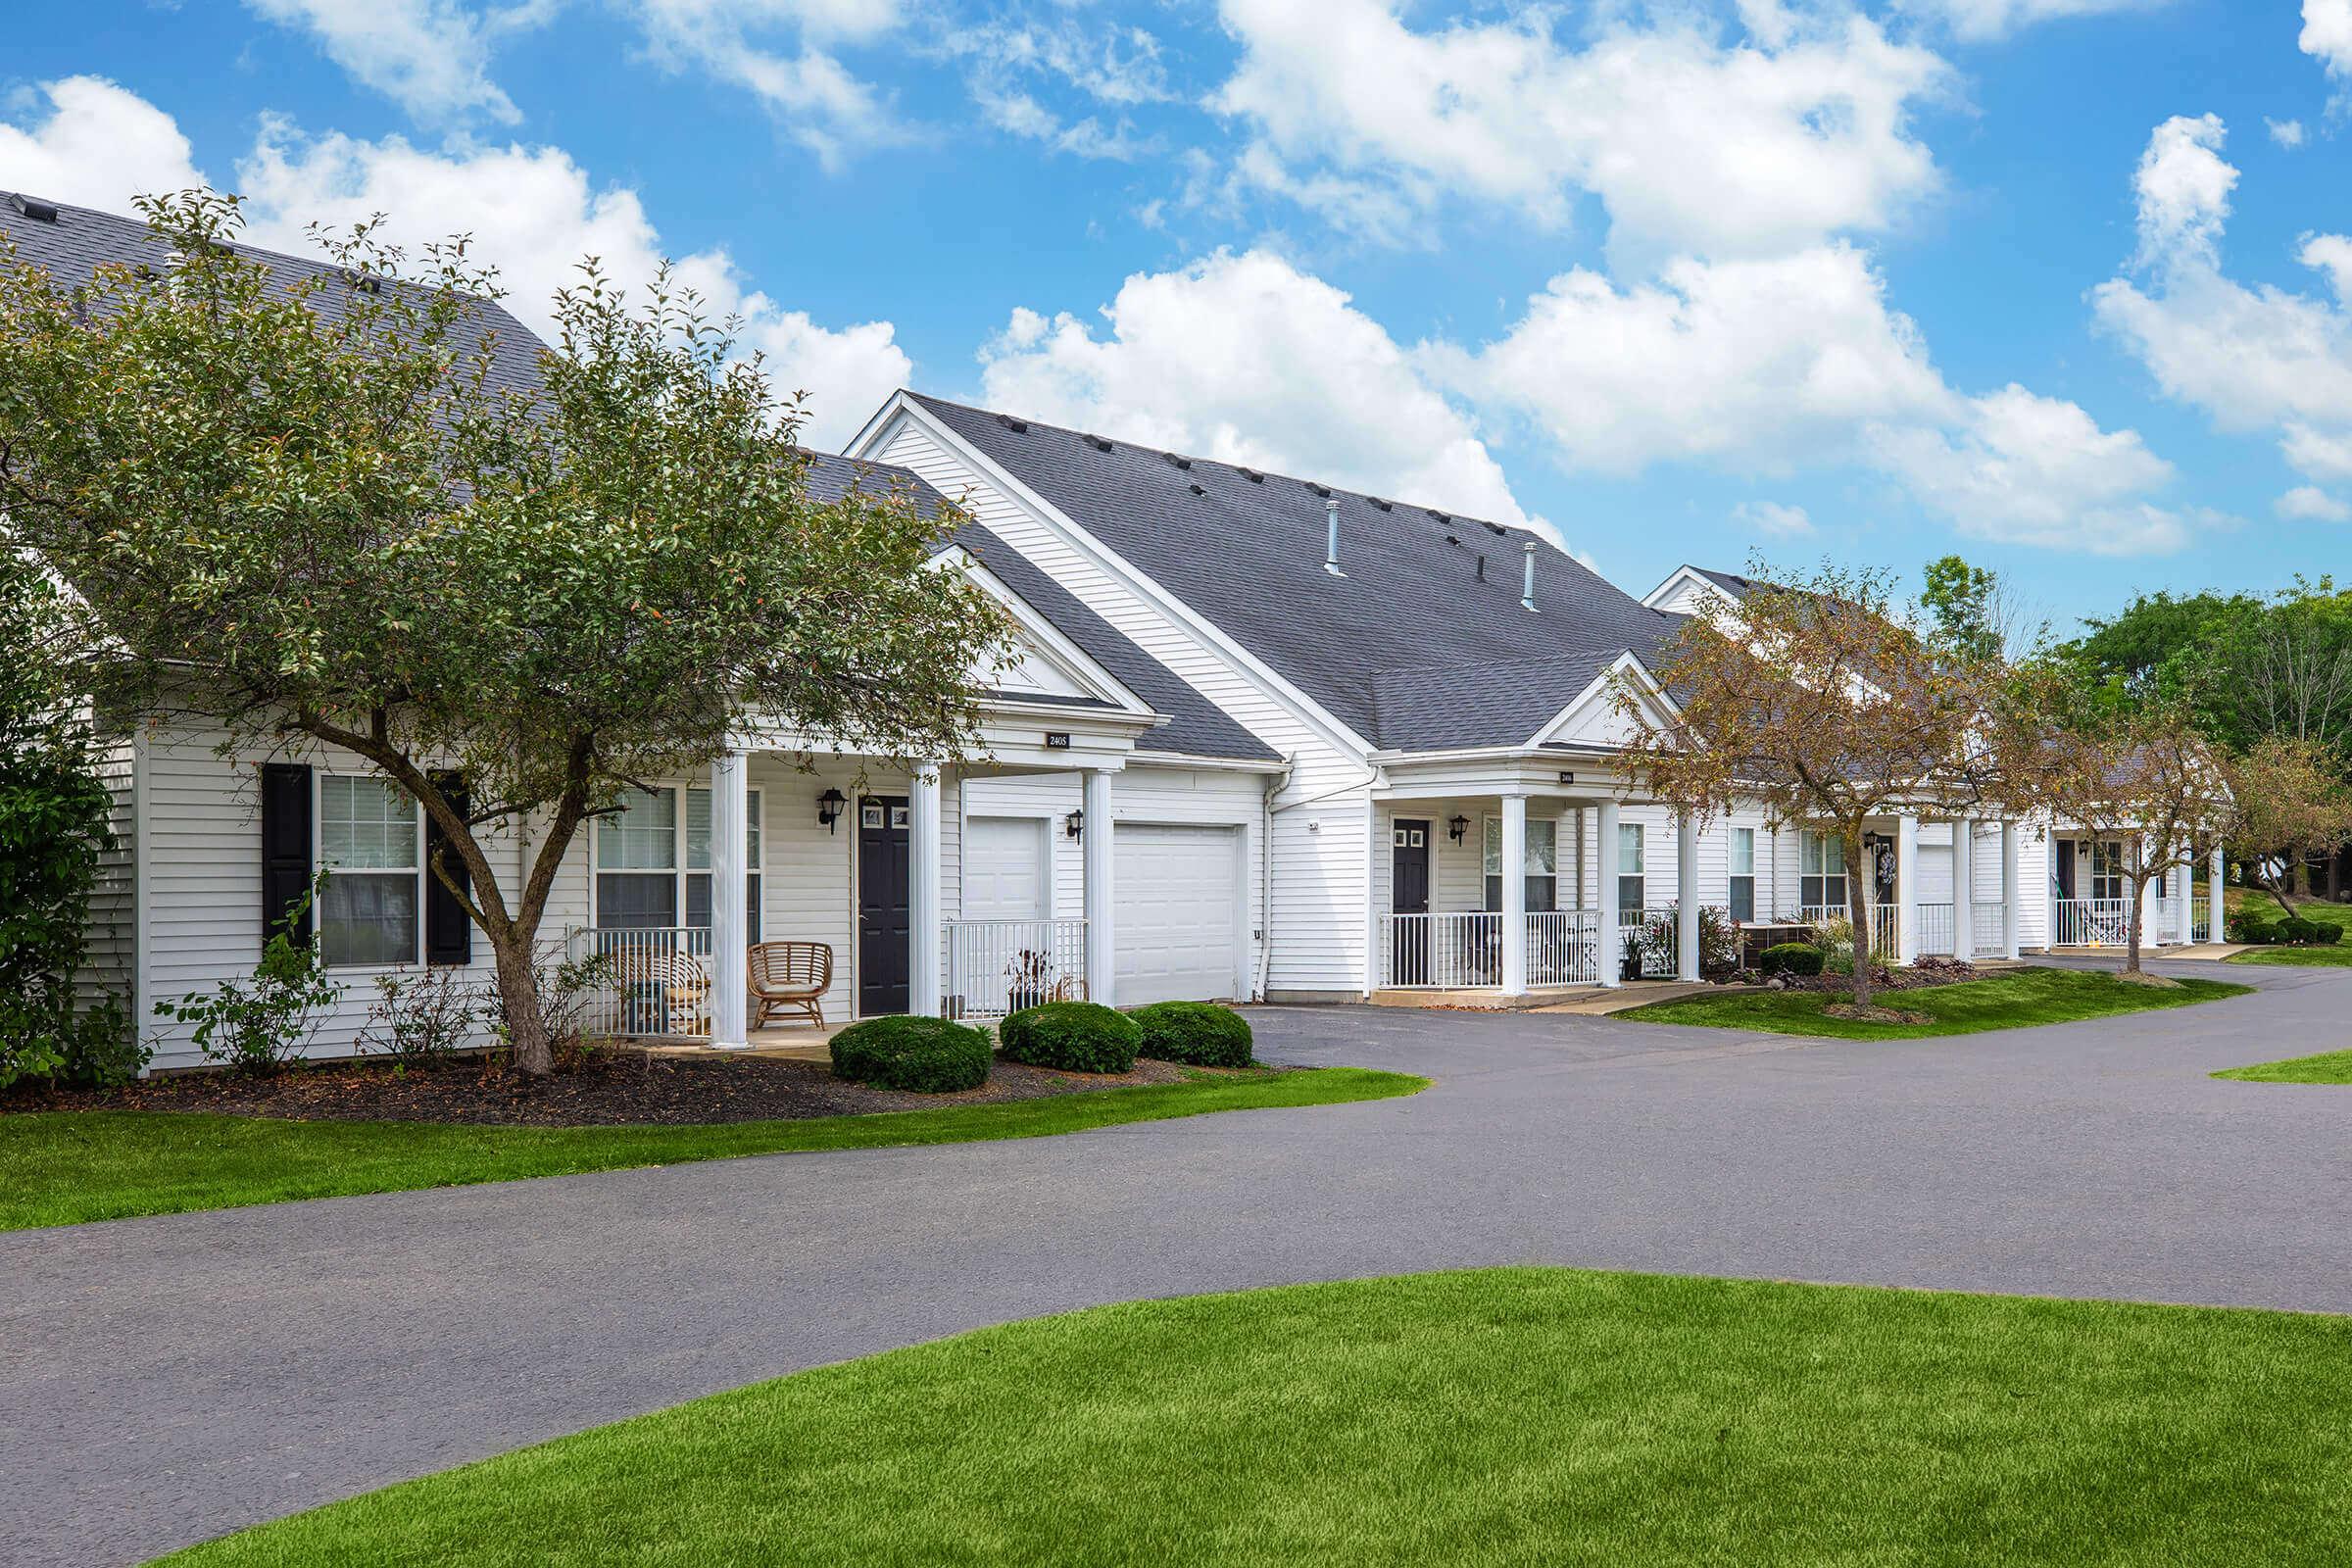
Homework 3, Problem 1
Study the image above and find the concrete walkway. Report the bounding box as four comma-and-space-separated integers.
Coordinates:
5, 958, 2349, 1567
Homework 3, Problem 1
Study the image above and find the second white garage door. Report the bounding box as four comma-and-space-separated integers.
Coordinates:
1114, 823, 1242, 1004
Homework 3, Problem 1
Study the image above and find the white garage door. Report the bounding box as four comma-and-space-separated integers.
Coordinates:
1115, 823, 1241, 1004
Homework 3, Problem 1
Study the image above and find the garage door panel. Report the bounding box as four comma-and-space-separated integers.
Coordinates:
1114, 824, 1240, 1004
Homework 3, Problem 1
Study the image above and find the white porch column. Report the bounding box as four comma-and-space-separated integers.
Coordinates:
1895, 815, 1921, 966
2175, 854, 2196, 947
2136, 833, 2158, 951
908, 763, 944, 1017
2000, 821, 2022, 959
1082, 767, 1116, 1007
709, 750, 750, 1048
1499, 794, 1528, 997
2210, 846, 2227, 946
1951, 819, 1977, 962
1595, 800, 1623, 989
1675, 813, 1700, 982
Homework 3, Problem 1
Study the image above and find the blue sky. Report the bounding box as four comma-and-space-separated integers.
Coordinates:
4, 1, 2349, 634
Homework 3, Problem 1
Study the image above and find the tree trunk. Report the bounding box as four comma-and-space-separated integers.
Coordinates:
486, 922, 555, 1077
2123, 875, 2145, 975
1844, 825, 1875, 1007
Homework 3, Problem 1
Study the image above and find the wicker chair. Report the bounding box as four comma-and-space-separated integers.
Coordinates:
750, 941, 832, 1029
617, 950, 710, 1037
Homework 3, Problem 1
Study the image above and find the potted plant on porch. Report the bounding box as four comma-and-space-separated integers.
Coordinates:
1004, 948, 1055, 1014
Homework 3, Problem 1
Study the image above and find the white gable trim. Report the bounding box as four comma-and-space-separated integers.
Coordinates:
944, 548, 1152, 717
854, 395, 1377, 764
1531, 652, 1678, 749
1642, 564, 1734, 614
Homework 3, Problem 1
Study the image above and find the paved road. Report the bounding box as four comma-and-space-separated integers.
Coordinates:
7, 959, 2351, 1566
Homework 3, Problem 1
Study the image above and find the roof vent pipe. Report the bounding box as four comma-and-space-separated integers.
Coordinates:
1521, 540, 1538, 612
1324, 497, 1345, 577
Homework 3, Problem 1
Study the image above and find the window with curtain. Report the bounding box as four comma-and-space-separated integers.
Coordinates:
1617, 822, 1645, 915
597, 787, 679, 928
1800, 831, 1847, 912
1730, 826, 1756, 924
1483, 816, 1559, 912
318, 775, 421, 966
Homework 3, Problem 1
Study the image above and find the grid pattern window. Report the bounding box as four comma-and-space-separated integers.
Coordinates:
597, 785, 763, 937
318, 775, 420, 966
1730, 826, 1756, 924
1484, 816, 1559, 912
2089, 841, 2126, 902
1617, 822, 1645, 915
597, 788, 680, 928
1801, 832, 1848, 912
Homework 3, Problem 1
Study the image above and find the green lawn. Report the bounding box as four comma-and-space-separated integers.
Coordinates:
162, 1267, 2352, 1568
0, 1067, 1422, 1231
1619, 965, 2251, 1040
2228, 944, 2352, 967
2214, 1049, 2352, 1084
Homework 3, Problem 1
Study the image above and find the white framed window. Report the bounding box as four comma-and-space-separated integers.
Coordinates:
1800, 831, 1848, 913
2089, 841, 2125, 903
1617, 821, 1645, 915
1484, 816, 1558, 912
318, 774, 422, 967
595, 785, 764, 936
1730, 826, 1756, 924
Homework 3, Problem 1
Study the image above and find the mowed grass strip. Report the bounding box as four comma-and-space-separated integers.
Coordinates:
2215, 1049, 2352, 1084
2227, 945, 2352, 967
1619, 965, 2251, 1040
0, 1067, 1423, 1231
163, 1267, 2352, 1568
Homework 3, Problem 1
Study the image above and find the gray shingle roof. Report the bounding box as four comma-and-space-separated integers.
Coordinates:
906, 393, 1681, 751
0, 190, 547, 405
0, 194, 1270, 764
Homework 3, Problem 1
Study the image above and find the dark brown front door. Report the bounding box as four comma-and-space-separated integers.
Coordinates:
858, 797, 910, 1015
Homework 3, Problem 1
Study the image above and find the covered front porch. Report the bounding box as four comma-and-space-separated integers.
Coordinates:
564, 698, 1157, 1048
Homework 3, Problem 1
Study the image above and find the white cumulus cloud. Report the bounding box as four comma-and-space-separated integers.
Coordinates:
977, 249, 1539, 533
1210, 0, 1947, 265
1734, 501, 1815, 537
2277, 485, 2352, 521
622, 0, 909, 170
1897, 0, 2169, 42
2303, 0, 2352, 83
2269, 117, 2308, 148
244, 0, 524, 124
0, 75, 208, 210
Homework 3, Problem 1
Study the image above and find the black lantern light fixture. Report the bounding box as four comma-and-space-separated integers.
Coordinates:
816, 787, 848, 834
1065, 808, 1085, 841
1447, 813, 1469, 845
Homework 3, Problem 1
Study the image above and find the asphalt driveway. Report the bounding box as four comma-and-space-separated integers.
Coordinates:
6, 959, 2350, 1566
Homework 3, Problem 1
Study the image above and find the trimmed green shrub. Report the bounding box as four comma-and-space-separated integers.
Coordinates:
2228, 914, 2278, 946
2308, 921, 2343, 946
1131, 1001, 1254, 1067
829, 1015, 991, 1094
1759, 942, 1825, 977
999, 1001, 1140, 1074
2279, 917, 2321, 946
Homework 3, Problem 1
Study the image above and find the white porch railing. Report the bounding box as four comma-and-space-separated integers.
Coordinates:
1379, 911, 1502, 990
1916, 902, 1955, 957
1621, 907, 1677, 979
1792, 903, 1900, 963
944, 918, 1089, 1021
1528, 909, 1603, 987
565, 925, 713, 1039
2055, 897, 2133, 948
1971, 902, 2006, 955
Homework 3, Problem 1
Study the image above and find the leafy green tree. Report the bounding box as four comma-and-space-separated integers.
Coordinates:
0, 543, 127, 1087
1920, 555, 2004, 663
0, 192, 1008, 1076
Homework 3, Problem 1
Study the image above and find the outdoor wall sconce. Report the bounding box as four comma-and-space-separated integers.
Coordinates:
1447, 813, 1469, 844
816, 787, 847, 834
1065, 808, 1085, 841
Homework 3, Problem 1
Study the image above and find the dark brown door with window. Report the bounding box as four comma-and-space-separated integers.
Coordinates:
1393, 819, 1431, 986
858, 797, 911, 1016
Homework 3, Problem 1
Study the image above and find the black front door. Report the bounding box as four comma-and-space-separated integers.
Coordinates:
2053, 838, 2077, 901
858, 796, 911, 1016
1393, 819, 1431, 986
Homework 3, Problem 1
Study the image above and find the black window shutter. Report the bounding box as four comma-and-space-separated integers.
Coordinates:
424, 769, 473, 966
260, 762, 315, 950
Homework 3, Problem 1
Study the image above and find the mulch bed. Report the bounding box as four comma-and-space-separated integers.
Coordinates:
1757, 956, 1990, 995
1822, 1003, 1934, 1026
8, 1049, 1241, 1128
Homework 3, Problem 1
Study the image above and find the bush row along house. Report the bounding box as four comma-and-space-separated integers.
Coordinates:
2, 192, 2220, 1069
